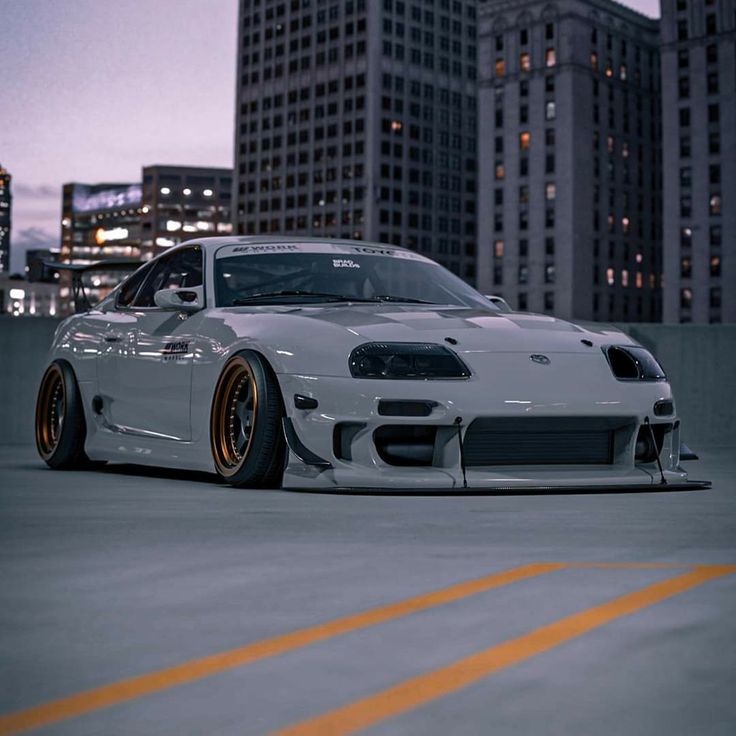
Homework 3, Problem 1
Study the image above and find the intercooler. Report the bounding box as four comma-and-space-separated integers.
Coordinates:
462, 417, 635, 466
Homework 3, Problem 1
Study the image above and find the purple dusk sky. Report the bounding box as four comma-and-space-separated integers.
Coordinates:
1, 0, 660, 272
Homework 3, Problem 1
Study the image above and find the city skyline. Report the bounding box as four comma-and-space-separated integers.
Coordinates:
2, 0, 659, 272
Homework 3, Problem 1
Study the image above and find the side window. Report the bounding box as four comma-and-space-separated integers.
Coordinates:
116, 262, 154, 308
132, 247, 203, 308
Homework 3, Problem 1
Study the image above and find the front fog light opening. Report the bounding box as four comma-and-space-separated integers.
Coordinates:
373, 425, 438, 466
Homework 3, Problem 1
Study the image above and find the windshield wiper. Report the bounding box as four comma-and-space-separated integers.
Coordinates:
369, 295, 435, 304
232, 290, 376, 304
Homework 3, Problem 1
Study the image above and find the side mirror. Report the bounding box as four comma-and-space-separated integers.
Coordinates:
485, 294, 512, 312
154, 286, 203, 313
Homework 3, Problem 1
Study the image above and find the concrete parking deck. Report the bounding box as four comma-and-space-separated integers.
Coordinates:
1, 445, 735, 735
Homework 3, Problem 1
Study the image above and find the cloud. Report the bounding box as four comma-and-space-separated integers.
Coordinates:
13, 183, 59, 199
12, 226, 57, 250
8, 227, 58, 273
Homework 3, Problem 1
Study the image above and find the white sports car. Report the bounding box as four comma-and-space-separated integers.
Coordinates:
35, 237, 708, 492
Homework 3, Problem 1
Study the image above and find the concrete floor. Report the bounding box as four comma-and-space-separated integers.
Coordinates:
0, 445, 735, 735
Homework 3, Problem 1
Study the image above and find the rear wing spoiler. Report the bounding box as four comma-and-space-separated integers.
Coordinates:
38, 259, 144, 313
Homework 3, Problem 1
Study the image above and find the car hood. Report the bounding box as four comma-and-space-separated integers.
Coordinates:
285, 304, 630, 354
218, 304, 632, 356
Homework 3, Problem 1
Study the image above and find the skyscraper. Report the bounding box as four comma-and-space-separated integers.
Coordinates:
233, 0, 479, 280
660, 0, 735, 323
140, 165, 232, 254
0, 164, 11, 273
477, 0, 662, 322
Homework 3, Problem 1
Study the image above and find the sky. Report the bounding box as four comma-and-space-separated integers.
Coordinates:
1, 0, 660, 272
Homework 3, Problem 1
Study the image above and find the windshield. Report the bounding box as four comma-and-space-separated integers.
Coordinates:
215, 246, 495, 310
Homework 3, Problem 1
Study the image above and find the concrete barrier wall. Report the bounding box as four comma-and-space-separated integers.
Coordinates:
616, 324, 736, 449
0, 318, 60, 445
0, 318, 734, 448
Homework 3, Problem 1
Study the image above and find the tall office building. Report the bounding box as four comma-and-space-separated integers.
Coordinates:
59, 181, 143, 309
233, 0, 479, 279
477, 0, 662, 322
660, 0, 735, 323
0, 164, 11, 273
140, 165, 232, 254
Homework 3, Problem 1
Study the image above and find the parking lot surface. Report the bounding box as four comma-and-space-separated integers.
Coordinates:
1, 445, 735, 735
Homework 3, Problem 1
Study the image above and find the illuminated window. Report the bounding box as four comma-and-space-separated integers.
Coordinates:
520, 52, 530, 72
519, 131, 531, 150
160, 186, 171, 195
183, 188, 192, 196
607, 135, 614, 153
680, 288, 693, 308
606, 267, 615, 285
495, 162, 505, 180
620, 64, 627, 80
545, 183, 556, 200
710, 194, 721, 215
622, 216, 630, 233
545, 48, 556, 67
636, 272, 643, 288
621, 269, 629, 287
622, 142, 629, 158
545, 101, 556, 120
605, 59, 613, 77
494, 240, 504, 258
203, 188, 214, 197
710, 256, 721, 277
590, 52, 598, 70
495, 58, 505, 77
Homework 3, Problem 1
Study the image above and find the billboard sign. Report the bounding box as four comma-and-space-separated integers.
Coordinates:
72, 184, 142, 214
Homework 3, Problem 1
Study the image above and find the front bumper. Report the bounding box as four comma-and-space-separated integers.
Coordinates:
276, 355, 698, 491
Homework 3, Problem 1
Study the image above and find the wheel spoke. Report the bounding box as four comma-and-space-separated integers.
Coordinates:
36, 366, 65, 457
214, 360, 258, 473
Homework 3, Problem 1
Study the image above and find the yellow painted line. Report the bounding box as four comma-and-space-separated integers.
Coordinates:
567, 562, 692, 570
0, 563, 563, 736
273, 565, 736, 736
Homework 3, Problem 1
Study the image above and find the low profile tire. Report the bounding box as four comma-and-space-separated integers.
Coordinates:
35, 361, 90, 469
210, 351, 286, 488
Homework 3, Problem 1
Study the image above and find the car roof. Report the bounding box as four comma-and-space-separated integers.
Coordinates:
175, 236, 413, 254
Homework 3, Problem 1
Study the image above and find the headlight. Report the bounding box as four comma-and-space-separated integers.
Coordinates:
604, 345, 666, 381
349, 342, 471, 379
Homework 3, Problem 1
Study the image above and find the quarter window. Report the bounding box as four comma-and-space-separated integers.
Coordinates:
116, 263, 155, 308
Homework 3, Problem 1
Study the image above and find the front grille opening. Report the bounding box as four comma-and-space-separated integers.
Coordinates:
374, 425, 437, 466
634, 423, 670, 464
607, 346, 639, 379
462, 417, 629, 466
377, 400, 437, 417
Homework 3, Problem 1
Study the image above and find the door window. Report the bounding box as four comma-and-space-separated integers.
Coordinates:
132, 247, 203, 308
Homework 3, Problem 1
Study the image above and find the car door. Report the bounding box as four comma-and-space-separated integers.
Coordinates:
98, 246, 204, 441
97, 261, 154, 433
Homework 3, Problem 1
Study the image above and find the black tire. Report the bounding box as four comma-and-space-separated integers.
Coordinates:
210, 351, 286, 488
35, 360, 89, 469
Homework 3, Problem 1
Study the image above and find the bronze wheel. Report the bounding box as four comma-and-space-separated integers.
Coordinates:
210, 351, 286, 487
36, 363, 66, 460
211, 356, 258, 476
35, 360, 90, 469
